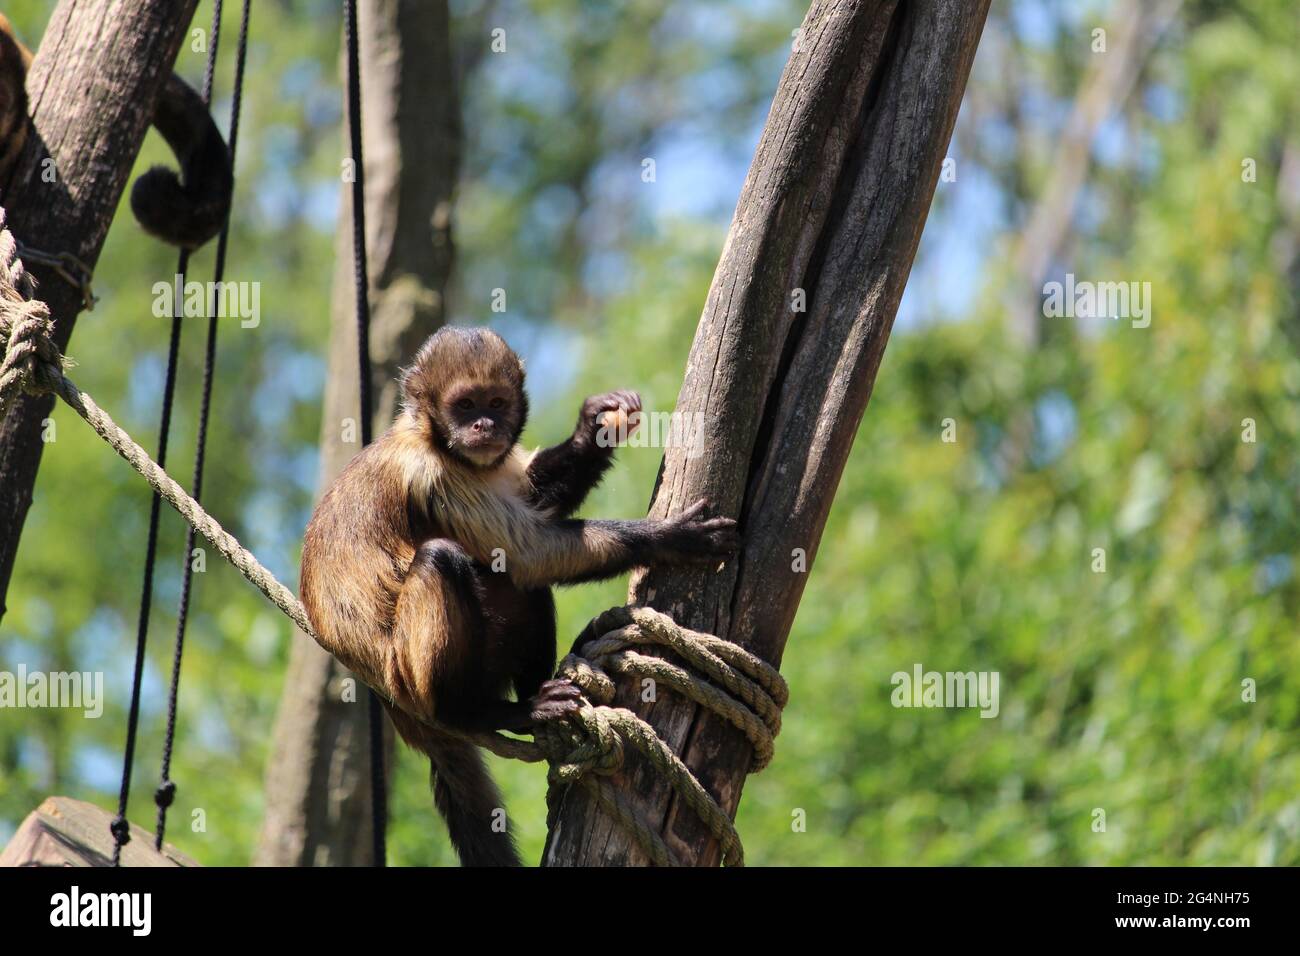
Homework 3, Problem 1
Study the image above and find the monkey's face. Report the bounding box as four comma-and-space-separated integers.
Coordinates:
438, 381, 523, 468
401, 327, 529, 469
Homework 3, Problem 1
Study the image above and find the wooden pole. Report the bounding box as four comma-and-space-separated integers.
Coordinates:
0, 0, 200, 620
543, 0, 992, 866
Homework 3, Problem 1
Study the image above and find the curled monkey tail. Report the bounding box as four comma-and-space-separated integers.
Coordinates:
386, 704, 522, 867
130, 73, 234, 250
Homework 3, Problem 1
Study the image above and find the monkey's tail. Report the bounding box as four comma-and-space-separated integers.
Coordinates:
429, 736, 523, 867
386, 704, 522, 867
130, 73, 234, 251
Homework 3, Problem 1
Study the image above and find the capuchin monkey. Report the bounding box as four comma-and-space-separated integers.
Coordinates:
0, 12, 233, 250
300, 327, 738, 866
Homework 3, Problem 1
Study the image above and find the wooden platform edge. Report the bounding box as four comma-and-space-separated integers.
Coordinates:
0, 796, 199, 867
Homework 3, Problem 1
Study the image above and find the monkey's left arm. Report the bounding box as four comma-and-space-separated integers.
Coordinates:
525, 390, 641, 518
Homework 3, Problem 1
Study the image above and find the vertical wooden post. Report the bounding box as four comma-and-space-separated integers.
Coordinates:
256, 0, 461, 867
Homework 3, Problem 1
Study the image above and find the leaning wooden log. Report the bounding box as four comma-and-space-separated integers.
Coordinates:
0, 0, 200, 623
543, 0, 993, 866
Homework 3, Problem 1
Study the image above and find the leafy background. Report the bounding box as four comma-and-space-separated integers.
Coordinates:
1, 0, 1296, 865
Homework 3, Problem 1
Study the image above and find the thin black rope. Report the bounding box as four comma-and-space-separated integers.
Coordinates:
344, 0, 387, 867
113, 1, 231, 867
155, 0, 251, 851
112, 267, 185, 865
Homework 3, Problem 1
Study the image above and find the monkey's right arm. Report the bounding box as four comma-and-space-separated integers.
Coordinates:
415, 503, 734, 730
525, 390, 642, 518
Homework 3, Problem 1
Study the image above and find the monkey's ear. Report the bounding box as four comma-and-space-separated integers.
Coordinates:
398, 363, 431, 413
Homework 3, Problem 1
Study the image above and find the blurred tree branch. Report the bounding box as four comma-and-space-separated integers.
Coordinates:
255, 0, 460, 867
1008, 0, 1183, 347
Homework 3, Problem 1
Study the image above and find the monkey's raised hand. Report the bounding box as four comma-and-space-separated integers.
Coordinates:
582, 390, 642, 450
526, 389, 642, 519
651, 499, 740, 565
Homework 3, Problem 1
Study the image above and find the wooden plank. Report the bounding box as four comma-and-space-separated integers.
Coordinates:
0, 796, 198, 867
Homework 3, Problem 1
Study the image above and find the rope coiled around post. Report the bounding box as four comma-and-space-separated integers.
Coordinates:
0, 212, 790, 866
466, 605, 789, 867
0, 212, 68, 418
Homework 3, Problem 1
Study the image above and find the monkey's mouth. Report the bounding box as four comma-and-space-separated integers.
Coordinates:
457, 434, 510, 465
462, 432, 507, 450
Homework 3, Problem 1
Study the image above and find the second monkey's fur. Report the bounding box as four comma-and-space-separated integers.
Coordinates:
301, 327, 737, 865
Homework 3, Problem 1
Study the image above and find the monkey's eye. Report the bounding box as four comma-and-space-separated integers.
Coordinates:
489, 397, 505, 410
456, 398, 475, 411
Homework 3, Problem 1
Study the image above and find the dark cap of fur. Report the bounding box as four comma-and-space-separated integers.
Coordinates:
400, 327, 526, 415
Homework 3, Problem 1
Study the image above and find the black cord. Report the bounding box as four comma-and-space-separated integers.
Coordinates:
115, 0, 234, 867
155, 0, 251, 851
112, 262, 186, 866
344, 0, 388, 867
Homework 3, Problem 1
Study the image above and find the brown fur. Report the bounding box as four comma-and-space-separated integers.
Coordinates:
0, 14, 31, 184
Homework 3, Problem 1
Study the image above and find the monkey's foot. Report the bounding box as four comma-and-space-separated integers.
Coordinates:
528, 679, 584, 723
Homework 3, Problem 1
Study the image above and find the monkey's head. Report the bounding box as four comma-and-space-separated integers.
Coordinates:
400, 327, 528, 469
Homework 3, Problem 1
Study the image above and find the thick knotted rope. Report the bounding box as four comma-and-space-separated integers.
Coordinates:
0, 214, 68, 419
0, 213, 789, 866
